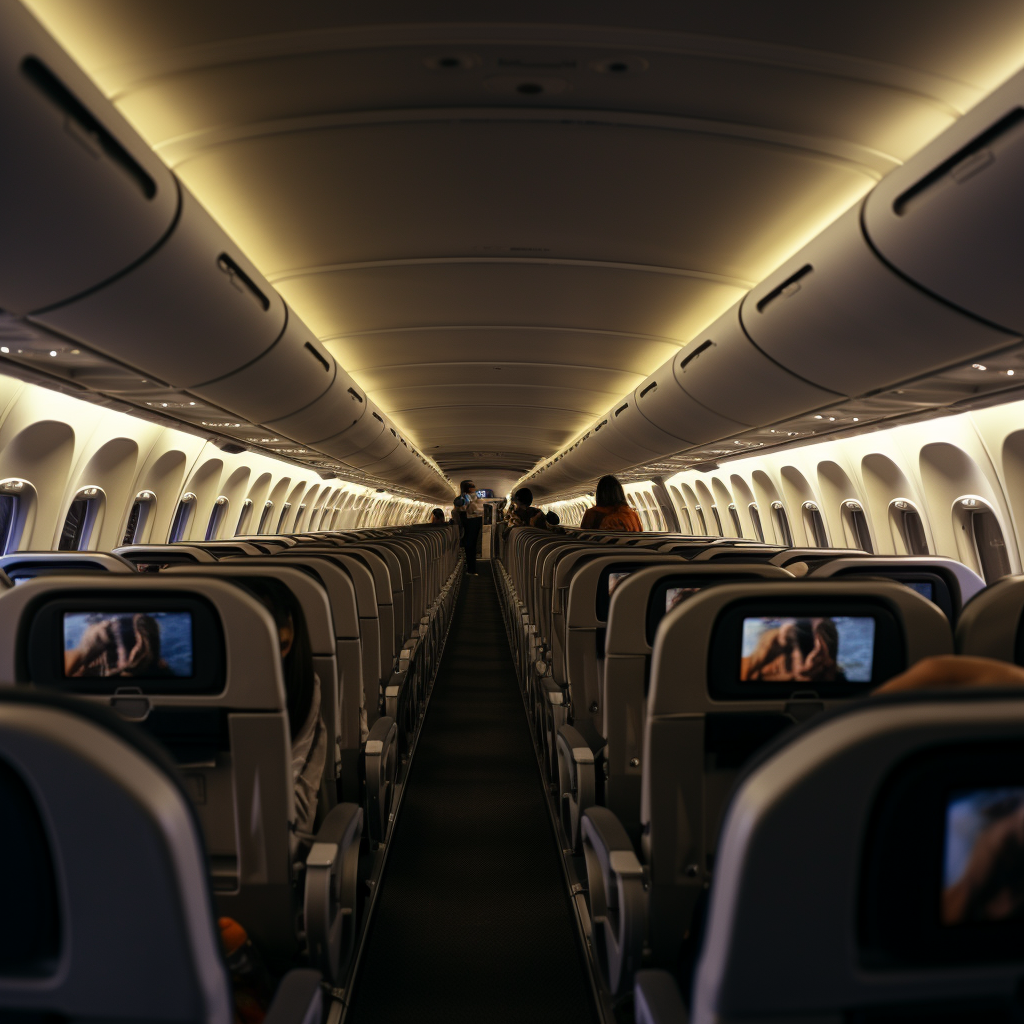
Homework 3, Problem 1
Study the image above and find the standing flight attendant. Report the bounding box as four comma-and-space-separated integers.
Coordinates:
459, 479, 484, 574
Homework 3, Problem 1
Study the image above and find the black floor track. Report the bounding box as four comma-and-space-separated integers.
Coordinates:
346, 564, 598, 1023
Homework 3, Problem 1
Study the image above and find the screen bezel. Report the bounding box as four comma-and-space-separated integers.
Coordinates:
645, 573, 766, 646
25, 594, 225, 695
832, 569, 954, 622
860, 740, 1024, 969
708, 597, 905, 700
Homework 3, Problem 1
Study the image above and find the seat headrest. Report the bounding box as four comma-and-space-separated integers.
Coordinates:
958, 575, 1024, 663
0, 688, 231, 1024
693, 690, 1024, 1024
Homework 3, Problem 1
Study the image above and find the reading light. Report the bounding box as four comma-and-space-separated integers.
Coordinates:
813, 415, 822, 420
973, 363, 987, 371
1007, 370, 1015, 376
48, 350, 57, 357
0, 348, 8, 354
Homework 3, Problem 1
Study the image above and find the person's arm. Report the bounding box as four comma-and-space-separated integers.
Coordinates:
875, 655, 1024, 694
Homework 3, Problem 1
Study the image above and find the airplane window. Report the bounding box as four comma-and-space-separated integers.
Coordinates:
680, 506, 694, 534
728, 503, 743, 538
695, 506, 708, 536
257, 500, 274, 535
167, 492, 197, 544
121, 490, 155, 546
711, 506, 725, 537
802, 502, 829, 547
59, 488, 103, 551
772, 502, 794, 547
841, 501, 874, 553
0, 495, 19, 554
748, 503, 765, 542
956, 498, 1012, 583
275, 502, 292, 534
205, 496, 228, 541
889, 499, 929, 555
234, 499, 253, 536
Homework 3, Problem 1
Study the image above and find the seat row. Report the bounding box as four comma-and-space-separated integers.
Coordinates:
495, 524, 1024, 1018
0, 521, 463, 1022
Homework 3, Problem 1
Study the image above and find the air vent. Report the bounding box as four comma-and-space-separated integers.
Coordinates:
304, 341, 330, 372
216, 254, 270, 311
22, 57, 156, 199
756, 265, 813, 313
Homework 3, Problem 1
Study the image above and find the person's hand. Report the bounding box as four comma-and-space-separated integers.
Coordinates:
875, 655, 1024, 694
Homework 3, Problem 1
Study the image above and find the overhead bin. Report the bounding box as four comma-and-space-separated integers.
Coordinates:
0, 0, 179, 315
668, 303, 837, 426
33, 187, 287, 389
195, 309, 334, 426
740, 203, 1015, 398
265, 364, 367, 445
591, 399, 689, 467
864, 67, 1024, 334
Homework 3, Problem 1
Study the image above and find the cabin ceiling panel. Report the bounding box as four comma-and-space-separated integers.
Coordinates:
395, 405, 592, 433
351, 362, 643, 394
275, 263, 742, 343
324, 328, 679, 377
171, 120, 875, 285
371, 383, 618, 418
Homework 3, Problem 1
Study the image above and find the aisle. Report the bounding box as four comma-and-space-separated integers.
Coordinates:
345, 564, 597, 1024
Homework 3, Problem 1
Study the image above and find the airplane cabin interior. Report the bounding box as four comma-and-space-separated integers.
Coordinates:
2, 2, 1024, 1022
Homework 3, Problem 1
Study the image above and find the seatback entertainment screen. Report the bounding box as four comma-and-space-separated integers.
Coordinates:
739, 615, 875, 683
63, 610, 194, 678
943, 787, 1024, 926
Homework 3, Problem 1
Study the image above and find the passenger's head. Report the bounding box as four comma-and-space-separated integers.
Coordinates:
243, 577, 314, 740
514, 487, 533, 507
595, 475, 626, 507
460, 479, 476, 495
545, 511, 560, 526
430, 508, 445, 524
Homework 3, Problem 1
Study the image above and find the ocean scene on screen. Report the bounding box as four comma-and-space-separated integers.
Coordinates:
64, 611, 193, 677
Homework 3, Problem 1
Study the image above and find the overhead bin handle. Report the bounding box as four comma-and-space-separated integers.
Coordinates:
21, 56, 157, 200
678, 339, 713, 371
894, 108, 1024, 216
639, 381, 658, 399
303, 341, 330, 373
216, 253, 270, 311
755, 265, 813, 313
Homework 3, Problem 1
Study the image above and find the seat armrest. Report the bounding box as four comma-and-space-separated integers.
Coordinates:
364, 716, 398, 844
634, 970, 688, 1024
303, 802, 363, 983
556, 724, 596, 852
582, 807, 647, 995
263, 969, 323, 1024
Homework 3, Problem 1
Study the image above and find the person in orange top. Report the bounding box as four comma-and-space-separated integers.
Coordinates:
580, 475, 644, 532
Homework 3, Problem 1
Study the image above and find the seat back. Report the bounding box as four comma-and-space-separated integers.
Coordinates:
693, 691, 1024, 1024
164, 564, 342, 805
957, 573, 1024, 659
114, 543, 218, 568
0, 688, 232, 1024
808, 554, 986, 621
193, 540, 266, 558
601, 562, 793, 830
0, 575, 300, 965
643, 578, 953, 967
0, 550, 134, 580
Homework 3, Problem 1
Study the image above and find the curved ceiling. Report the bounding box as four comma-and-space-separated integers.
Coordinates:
21, 0, 1024, 485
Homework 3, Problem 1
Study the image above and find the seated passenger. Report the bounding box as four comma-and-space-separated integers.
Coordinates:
243, 578, 327, 838
505, 487, 543, 529
580, 475, 643, 532
530, 510, 565, 534
429, 508, 445, 525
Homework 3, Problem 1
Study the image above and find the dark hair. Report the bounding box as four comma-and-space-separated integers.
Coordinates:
430, 508, 445, 522
514, 487, 533, 506
545, 511, 560, 526
242, 577, 315, 742
595, 474, 626, 507
460, 479, 475, 494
